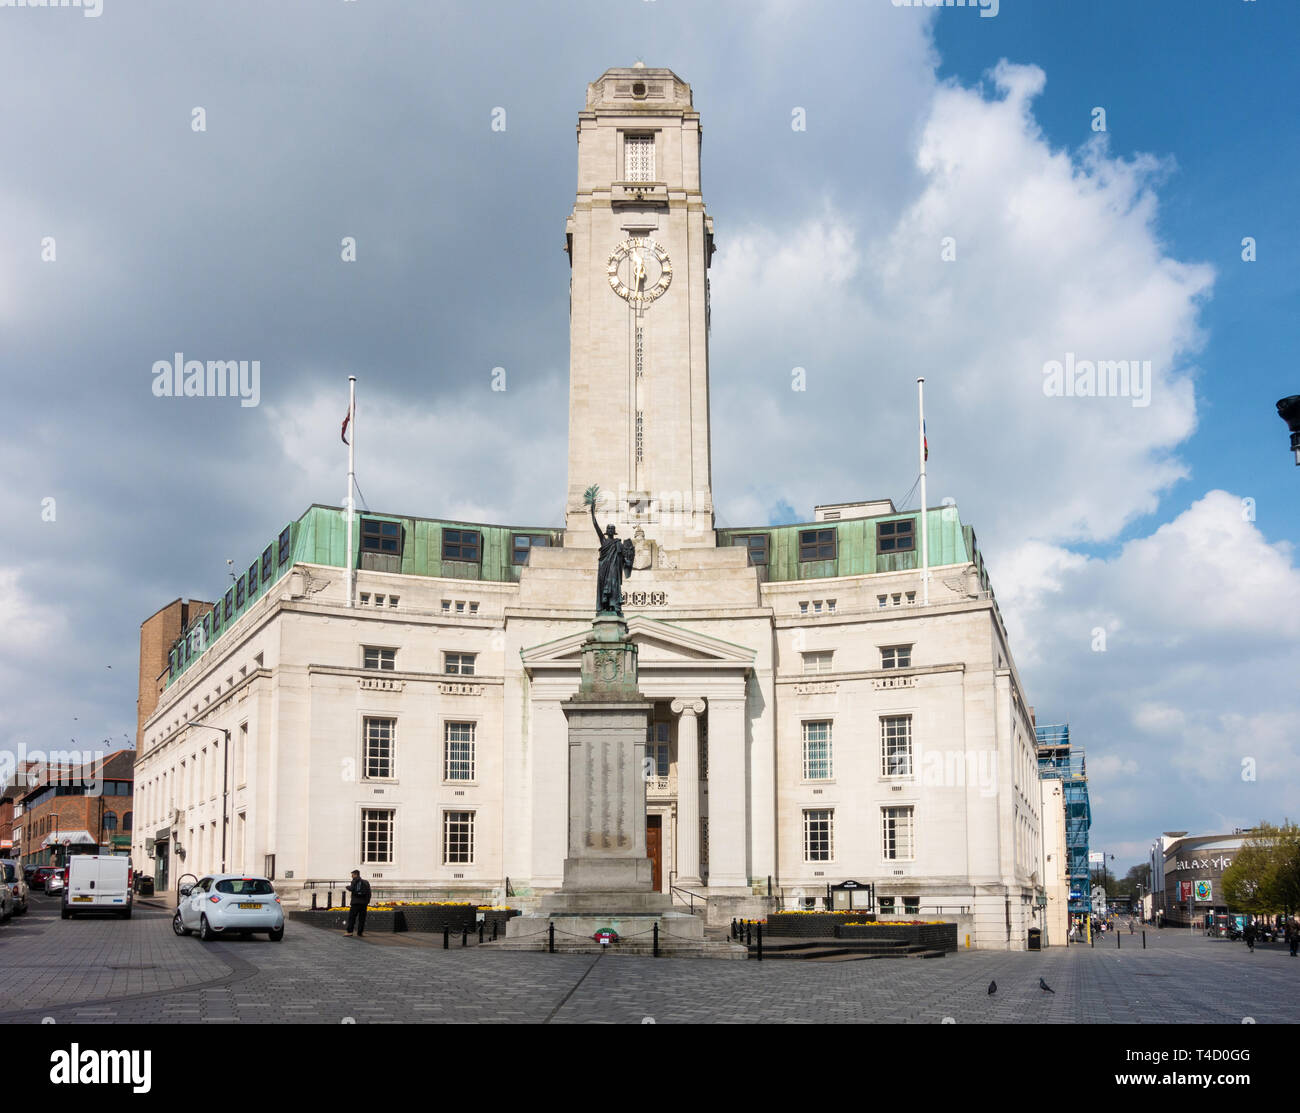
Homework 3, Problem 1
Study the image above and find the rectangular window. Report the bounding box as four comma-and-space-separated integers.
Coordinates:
444, 721, 476, 781
877, 595, 887, 608
278, 526, 291, 566
803, 808, 833, 862
882, 805, 915, 861
879, 895, 896, 916
731, 534, 769, 566
261, 545, 273, 583
363, 717, 394, 779
512, 533, 553, 565
247, 560, 258, 597
224, 588, 234, 622
363, 646, 396, 671
881, 645, 912, 669
359, 593, 370, 606
210, 603, 220, 634
361, 808, 394, 865
877, 519, 915, 553
444, 652, 476, 676
802, 721, 833, 780
443, 810, 474, 865
798, 528, 836, 562
881, 715, 913, 777
801, 651, 833, 675
625, 134, 655, 182
442, 528, 481, 562
235, 577, 245, 609
360, 518, 402, 555
646, 722, 670, 778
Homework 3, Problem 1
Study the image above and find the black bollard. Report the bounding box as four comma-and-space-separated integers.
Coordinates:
1117, 932, 1121, 950
311, 892, 318, 911
731, 918, 737, 941
548, 922, 555, 954
1142, 931, 1146, 949
479, 923, 484, 944
653, 921, 659, 958
492, 922, 498, 942
757, 922, 763, 961
443, 927, 450, 950
326, 892, 332, 910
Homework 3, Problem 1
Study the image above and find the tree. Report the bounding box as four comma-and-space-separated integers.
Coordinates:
1221, 822, 1300, 915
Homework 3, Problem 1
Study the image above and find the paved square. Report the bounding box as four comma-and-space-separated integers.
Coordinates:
1, 897, 1295, 1024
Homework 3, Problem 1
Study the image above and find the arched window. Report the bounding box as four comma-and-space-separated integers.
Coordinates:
123, 812, 133, 831
102, 812, 118, 831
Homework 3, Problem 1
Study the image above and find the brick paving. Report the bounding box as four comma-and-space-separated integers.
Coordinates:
1, 896, 1296, 1023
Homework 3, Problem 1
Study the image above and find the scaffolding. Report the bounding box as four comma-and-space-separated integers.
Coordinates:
1036, 724, 1090, 918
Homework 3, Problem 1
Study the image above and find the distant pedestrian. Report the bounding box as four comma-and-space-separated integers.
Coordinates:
1129, 919, 1134, 935
1287, 920, 1298, 958
345, 869, 371, 938
1244, 922, 1256, 953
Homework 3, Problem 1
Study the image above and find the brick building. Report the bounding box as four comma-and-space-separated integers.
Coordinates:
139, 599, 213, 750
21, 751, 135, 867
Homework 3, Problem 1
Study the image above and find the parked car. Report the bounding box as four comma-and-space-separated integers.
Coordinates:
45, 871, 64, 895
1, 861, 29, 915
0, 877, 11, 922
61, 855, 132, 919
173, 875, 284, 942
28, 866, 60, 892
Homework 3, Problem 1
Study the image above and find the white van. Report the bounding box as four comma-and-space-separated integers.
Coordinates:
61, 855, 132, 919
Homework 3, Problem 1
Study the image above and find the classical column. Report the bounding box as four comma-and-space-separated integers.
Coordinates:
670, 697, 705, 889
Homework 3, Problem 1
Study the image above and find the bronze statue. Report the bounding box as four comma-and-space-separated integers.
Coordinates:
584, 484, 635, 615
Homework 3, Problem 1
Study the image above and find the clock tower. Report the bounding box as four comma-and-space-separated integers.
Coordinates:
563, 65, 716, 547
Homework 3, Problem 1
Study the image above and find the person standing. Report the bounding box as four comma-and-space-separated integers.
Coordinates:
345, 869, 371, 938
1286, 919, 1298, 958
1244, 920, 1256, 953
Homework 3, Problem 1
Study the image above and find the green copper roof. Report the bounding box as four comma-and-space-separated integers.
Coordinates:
165, 502, 993, 691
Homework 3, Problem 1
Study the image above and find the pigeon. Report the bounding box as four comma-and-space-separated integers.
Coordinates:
1039, 977, 1055, 994
987, 980, 997, 995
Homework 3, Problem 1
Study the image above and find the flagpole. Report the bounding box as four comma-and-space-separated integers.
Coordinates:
917, 376, 929, 606
345, 375, 356, 609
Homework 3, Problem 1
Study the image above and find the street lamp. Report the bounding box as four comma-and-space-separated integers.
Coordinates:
1277, 396, 1300, 465
181, 722, 230, 874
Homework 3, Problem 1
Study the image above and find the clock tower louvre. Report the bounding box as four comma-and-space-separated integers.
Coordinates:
563, 65, 716, 548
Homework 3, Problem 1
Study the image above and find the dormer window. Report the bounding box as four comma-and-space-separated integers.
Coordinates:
625, 134, 654, 182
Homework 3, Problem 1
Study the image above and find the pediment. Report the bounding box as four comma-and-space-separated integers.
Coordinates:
521, 616, 754, 672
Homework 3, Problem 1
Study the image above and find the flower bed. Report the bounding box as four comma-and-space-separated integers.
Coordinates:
834, 922, 958, 951
762, 911, 878, 938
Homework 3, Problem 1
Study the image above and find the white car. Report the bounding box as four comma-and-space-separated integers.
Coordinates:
173, 875, 285, 942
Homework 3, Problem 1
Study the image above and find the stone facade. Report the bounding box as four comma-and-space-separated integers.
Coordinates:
132, 65, 1045, 950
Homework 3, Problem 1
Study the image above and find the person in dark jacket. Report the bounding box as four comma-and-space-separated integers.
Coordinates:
1244, 921, 1256, 952
345, 870, 371, 938
1286, 919, 1298, 958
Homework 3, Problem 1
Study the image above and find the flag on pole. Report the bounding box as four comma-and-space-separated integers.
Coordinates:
923, 420, 928, 462
341, 409, 351, 445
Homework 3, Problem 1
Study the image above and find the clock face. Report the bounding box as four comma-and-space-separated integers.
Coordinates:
607, 236, 672, 305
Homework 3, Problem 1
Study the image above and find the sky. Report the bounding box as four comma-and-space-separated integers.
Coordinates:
1, 0, 1296, 876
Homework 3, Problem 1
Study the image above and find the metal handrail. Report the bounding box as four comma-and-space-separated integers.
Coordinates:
670, 884, 706, 913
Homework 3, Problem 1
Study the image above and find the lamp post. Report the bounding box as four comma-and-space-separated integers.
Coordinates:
50, 814, 59, 867
183, 723, 230, 873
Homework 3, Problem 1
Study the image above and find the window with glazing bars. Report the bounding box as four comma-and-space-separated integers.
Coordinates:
363, 647, 396, 670
443, 810, 474, 864
442, 528, 480, 562
882, 805, 914, 860
363, 718, 394, 779
361, 808, 394, 864
361, 518, 402, 555
798, 528, 836, 561
803, 809, 833, 862
802, 721, 832, 780
881, 645, 912, 669
881, 715, 912, 777
444, 653, 476, 676
444, 721, 475, 781
877, 519, 915, 552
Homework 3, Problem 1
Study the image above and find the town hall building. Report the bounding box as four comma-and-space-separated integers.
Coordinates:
133, 65, 1045, 948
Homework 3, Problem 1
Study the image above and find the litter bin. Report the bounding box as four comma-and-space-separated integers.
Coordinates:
1027, 928, 1042, 951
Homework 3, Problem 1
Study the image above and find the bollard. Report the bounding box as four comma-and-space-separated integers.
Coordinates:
1117, 932, 1121, 950
746, 922, 752, 947
653, 921, 659, 958
492, 922, 498, 942
479, 923, 485, 944
443, 927, 450, 950
757, 922, 763, 962
326, 892, 332, 910
548, 922, 555, 954
311, 892, 318, 911
462, 930, 468, 948
731, 918, 737, 941
1142, 931, 1146, 949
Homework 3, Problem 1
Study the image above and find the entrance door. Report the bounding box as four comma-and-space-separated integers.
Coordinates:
646, 815, 662, 891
